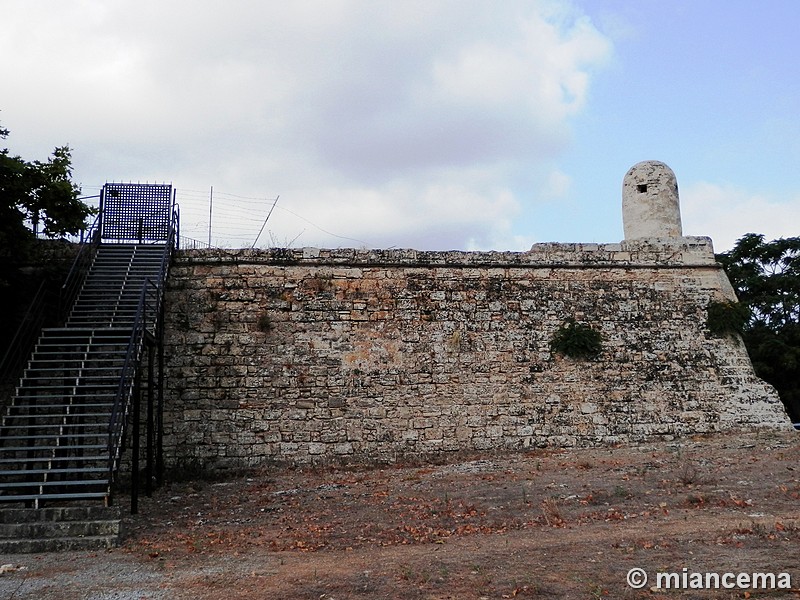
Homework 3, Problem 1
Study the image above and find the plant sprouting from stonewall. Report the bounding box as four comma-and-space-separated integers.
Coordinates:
549, 318, 603, 360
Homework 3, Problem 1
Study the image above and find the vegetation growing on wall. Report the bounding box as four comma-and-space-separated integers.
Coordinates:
549, 319, 603, 359
706, 300, 750, 337
256, 312, 272, 333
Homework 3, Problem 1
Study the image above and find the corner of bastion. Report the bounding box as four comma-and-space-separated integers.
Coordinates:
160, 162, 790, 471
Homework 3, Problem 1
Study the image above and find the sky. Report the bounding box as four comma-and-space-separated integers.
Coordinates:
1, 0, 798, 252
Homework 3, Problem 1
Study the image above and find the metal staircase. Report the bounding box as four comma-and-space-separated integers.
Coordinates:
0, 183, 177, 550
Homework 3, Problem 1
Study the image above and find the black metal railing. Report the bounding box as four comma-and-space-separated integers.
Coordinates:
1, 212, 101, 394
0, 281, 49, 391
60, 212, 102, 321
105, 211, 176, 510
107, 279, 159, 465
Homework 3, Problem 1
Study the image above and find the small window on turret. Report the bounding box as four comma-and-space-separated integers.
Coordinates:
637, 184, 647, 193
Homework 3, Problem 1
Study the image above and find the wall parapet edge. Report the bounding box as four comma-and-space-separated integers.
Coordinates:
175, 236, 717, 269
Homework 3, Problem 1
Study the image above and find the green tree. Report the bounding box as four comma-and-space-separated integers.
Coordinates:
717, 233, 800, 423
0, 123, 92, 266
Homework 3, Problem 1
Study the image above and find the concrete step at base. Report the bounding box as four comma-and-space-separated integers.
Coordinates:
0, 517, 120, 539
0, 506, 121, 553
0, 535, 117, 554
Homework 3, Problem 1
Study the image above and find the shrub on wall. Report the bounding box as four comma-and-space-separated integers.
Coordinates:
256, 312, 272, 333
706, 300, 750, 337
550, 319, 603, 359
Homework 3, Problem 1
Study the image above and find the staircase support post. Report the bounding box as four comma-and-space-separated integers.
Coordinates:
131, 365, 141, 515
156, 338, 165, 486
146, 342, 155, 497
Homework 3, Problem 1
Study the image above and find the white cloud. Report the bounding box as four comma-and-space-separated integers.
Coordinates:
544, 169, 572, 199
681, 181, 800, 252
0, 0, 612, 250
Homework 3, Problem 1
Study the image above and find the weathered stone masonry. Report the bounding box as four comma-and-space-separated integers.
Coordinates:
160, 237, 787, 470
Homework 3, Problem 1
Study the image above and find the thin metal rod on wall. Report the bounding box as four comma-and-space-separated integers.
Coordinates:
252, 195, 280, 248
208, 186, 213, 247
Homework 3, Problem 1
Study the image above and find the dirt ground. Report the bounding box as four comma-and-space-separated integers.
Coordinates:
1, 429, 799, 599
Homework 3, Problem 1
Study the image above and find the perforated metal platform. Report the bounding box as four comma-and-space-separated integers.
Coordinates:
101, 183, 174, 242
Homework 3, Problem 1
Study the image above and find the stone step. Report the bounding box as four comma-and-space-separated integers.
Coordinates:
0, 535, 117, 554
0, 506, 121, 553
0, 516, 120, 538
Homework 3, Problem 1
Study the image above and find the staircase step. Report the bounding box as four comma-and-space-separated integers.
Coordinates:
72, 303, 141, 309
0, 478, 109, 489
3, 432, 108, 440
0, 467, 107, 477
38, 336, 131, 342
4, 523, 118, 545
0, 506, 117, 523
31, 351, 129, 358
72, 299, 142, 305
18, 381, 121, 389
0, 494, 109, 507
6, 399, 114, 406
4, 415, 112, 424
0, 479, 107, 491
10, 394, 117, 402
70, 304, 140, 310
0, 427, 105, 436
25, 360, 125, 367
88, 267, 162, 272
0, 536, 117, 553
15, 379, 122, 386
22, 371, 123, 380
0, 455, 107, 466
0, 508, 121, 552
30, 350, 129, 357
19, 376, 122, 383
42, 327, 132, 340
81, 279, 157, 286
0, 518, 119, 539
0, 424, 110, 433
5, 413, 112, 425
11, 388, 120, 396
5, 409, 112, 418
0, 433, 107, 442
0, 443, 108, 454
68, 317, 137, 322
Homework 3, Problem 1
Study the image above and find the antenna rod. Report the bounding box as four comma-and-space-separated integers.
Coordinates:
252, 195, 280, 248
208, 186, 213, 247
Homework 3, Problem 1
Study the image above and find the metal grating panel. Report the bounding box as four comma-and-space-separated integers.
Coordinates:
101, 183, 173, 242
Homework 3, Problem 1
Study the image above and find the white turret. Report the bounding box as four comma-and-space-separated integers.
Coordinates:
622, 160, 682, 240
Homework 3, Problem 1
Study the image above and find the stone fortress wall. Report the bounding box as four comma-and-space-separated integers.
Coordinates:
159, 162, 788, 470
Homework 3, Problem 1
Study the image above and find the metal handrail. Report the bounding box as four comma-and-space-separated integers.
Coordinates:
105, 217, 177, 492
106, 280, 153, 472
60, 211, 102, 321
0, 281, 49, 386
1, 212, 100, 390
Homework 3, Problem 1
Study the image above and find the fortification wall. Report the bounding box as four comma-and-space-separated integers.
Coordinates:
160, 237, 787, 470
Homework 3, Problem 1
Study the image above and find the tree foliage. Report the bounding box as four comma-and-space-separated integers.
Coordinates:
717, 233, 800, 422
0, 123, 92, 265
